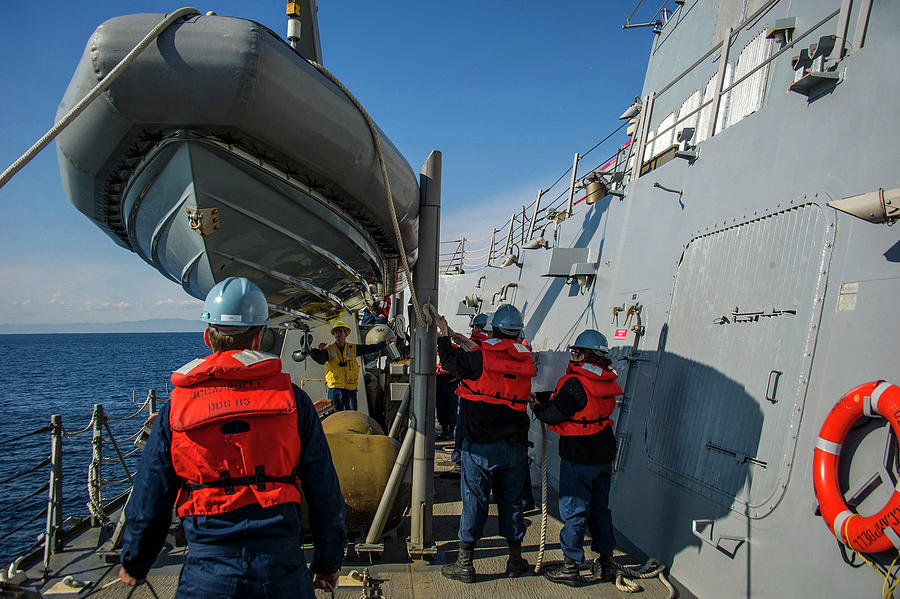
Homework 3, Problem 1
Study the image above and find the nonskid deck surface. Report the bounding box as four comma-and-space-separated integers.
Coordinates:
27, 439, 680, 598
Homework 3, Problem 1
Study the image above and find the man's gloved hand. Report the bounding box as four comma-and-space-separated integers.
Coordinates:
313, 570, 340, 591
118, 567, 144, 587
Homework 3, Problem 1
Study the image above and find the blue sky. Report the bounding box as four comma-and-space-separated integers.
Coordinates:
0, 1, 653, 327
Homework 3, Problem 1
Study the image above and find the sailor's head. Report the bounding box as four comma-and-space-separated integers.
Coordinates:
490, 305, 523, 340
569, 329, 611, 367
200, 277, 269, 351
471, 313, 488, 333
330, 320, 351, 345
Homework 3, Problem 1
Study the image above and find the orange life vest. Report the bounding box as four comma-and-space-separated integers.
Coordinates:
169, 350, 302, 517
549, 362, 622, 436
457, 338, 536, 412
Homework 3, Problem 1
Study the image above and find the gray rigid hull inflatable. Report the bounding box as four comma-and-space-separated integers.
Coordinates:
56, 13, 419, 318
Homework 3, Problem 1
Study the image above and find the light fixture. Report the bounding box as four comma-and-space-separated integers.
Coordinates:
581, 170, 627, 202
619, 97, 642, 120
766, 17, 796, 46
828, 187, 899, 225
675, 127, 698, 162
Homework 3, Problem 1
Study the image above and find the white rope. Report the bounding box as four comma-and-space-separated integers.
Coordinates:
0, 7, 201, 190
302, 58, 428, 329
534, 422, 550, 573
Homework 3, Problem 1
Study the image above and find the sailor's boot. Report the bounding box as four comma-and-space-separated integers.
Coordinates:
441, 541, 476, 583
592, 552, 617, 582
505, 541, 530, 577
543, 556, 582, 587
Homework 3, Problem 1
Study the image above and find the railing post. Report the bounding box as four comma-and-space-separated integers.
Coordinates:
707, 26, 733, 141
487, 228, 496, 267
459, 237, 466, 273
527, 189, 543, 240
566, 152, 581, 217
504, 213, 515, 256
43, 414, 63, 575
521, 205, 526, 245
148, 389, 158, 413
90, 404, 103, 526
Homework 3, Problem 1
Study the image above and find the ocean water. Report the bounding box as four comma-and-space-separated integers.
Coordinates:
0, 332, 208, 566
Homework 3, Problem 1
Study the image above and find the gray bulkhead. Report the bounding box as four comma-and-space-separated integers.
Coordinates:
438, 1, 900, 597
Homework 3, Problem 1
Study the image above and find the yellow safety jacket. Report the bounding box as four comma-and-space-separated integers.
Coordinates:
324, 342, 360, 389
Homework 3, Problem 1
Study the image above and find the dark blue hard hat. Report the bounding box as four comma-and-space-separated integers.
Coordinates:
472, 313, 488, 327
491, 304, 524, 331
570, 329, 610, 354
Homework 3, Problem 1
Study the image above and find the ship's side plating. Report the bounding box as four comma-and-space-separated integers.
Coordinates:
439, 1, 900, 597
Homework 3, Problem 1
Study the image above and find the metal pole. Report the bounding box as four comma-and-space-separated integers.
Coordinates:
408, 150, 440, 558
487, 228, 496, 267
459, 237, 466, 272
504, 213, 515, 256
521, 205, 526, 245
43, 414, 63, 574
90, 404, 103, 526
387, 386, 411, 440
566, 152, 581, 217
707, 26, 732, 141
527, 189, 543, 240
148, 389, 158, 413
365, 420, 417, 544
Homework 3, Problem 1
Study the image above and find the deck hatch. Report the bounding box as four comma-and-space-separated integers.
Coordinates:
646, 201, 832, 518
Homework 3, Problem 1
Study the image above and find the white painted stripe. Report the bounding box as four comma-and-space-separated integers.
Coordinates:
833, 510, 854, 542
175, 358, 206, 375
232, 350, 277, 367
871, 382, 895, 416
815, 438, 842, 455
884, 527, 900, 549
582, 363, 605, 377
863, 395, 876, 417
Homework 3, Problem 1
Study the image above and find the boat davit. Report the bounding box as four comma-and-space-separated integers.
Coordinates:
56, 12, 419, 319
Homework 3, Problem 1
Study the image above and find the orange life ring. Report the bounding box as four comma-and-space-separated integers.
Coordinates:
813, 381, 900, 553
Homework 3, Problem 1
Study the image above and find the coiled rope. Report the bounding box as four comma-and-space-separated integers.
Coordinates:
0, 7, 201, 191
302, 58, 428, 329
534, 422, 550, 573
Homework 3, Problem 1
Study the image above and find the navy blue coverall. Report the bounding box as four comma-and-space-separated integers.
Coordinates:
437, 336, 530, 545
121, 385, 345, 598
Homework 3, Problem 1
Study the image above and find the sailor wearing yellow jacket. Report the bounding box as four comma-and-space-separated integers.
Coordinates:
309, 320, 392, 411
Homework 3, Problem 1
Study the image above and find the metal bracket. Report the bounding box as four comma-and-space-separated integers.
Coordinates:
692, 519, 747, 558
407, 539, 438, 561
186, 206, 220, 236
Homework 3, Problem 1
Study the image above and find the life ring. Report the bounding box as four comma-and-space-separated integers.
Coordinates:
813, 381, 900, 553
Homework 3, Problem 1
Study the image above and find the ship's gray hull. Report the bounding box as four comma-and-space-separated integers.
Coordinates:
56, 13, 419, 312
439, 1, 900, 597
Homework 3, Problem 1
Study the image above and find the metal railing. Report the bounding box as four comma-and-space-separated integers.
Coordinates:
0, 390, 162, 577
439, 1, 854, 272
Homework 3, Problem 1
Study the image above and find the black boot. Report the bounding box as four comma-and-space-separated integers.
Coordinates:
442, 541, 476, 583
592, 552, 616, 582
505, 541, 530, 577
543, 556, 582, 587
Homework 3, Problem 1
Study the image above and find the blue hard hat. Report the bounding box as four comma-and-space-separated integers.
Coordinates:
201, 277, 269, 326
570, 329, 610, 354
491, 304, 524, 331
472, 313, 488, 327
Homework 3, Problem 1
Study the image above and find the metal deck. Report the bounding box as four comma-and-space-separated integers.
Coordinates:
23, 438, 684, 599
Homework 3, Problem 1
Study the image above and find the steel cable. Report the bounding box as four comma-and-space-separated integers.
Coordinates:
0, 457, 50, 485
0, 482, 48, 515
0, 506, 48, 540
0, 425, 52, 446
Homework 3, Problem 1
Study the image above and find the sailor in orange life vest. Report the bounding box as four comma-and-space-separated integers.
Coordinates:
435, 304, 535, 583
118, 277, 345, 598
529, 329, 623, 587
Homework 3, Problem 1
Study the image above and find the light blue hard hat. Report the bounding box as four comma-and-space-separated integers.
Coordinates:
201, 277, 269, 326
570, 329, 610, 354
472, 313, 488, 327
491, 304, 524, 331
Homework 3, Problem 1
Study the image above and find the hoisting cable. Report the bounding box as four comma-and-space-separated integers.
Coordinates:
0, 424, 52, 446
0, 7, 201, 191
301, 58, 429, 329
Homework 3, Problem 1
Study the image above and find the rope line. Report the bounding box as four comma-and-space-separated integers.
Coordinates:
0, 425, 52, 446
0, 457, 50, 485
0, 7, 201, 191
302, 58, 428, 329
0, 506, 48, 541
0, 482, 48, 515
62, 419, 95, 438
534, 422, 549, 574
